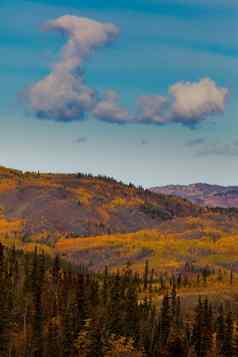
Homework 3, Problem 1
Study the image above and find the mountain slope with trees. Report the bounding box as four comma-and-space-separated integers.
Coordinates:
0, 166, 201, 241
1, 167, 238, 273
1, 244, 238, 357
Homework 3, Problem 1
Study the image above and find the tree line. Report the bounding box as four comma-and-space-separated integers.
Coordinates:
0, 243, 237, 356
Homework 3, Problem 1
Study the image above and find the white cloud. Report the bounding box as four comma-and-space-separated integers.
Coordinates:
25, 16, 229, 129
45, 16, 118, 72
28, 71, 96, 121
131, 78, 228, 127
169, 78, 229, 125
26, 15, 118, 121
93, 90, 131, 124
136, 95, 168, 124
94, 93, 168, 125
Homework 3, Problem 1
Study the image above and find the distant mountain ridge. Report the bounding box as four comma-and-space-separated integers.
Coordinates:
150, 183, 238, 208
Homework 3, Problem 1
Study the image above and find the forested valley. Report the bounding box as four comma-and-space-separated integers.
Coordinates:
1, 243, 238, 357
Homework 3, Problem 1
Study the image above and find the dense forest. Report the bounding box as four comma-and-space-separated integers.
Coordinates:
0, 243, 238, 357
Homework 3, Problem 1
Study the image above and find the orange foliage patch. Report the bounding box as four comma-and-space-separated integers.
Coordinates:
69, 187, 93, 206
107, 197, 144, 209
96, 206, 111, 223
0, 216, 24, 236
0, 179, 17, 192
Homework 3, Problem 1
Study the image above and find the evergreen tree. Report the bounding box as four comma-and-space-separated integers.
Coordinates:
222, 311, 233, 357
0, 243, 237, 357
216, 304, 225, 356
143, 260, 149, 290
200, 298, 213, 357
46, 318, 61, 357
167, 333, 188, 357
192, 297, 203, 357
160, 293, 171, 346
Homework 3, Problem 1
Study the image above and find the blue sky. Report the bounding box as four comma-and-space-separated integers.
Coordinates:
0, 0, 237, 187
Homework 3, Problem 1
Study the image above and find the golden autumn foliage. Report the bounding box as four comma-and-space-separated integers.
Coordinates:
23, 242, 53, 255
1, 165, 238, 282
0, 178, 17, 192
55, 213, 238, 274
0, 165, 204, 249
69, 187, 93, 206
105, 336, 144, 357
0, 215, 24, 249
107, 197, 144, 209
0, 216, 23, 235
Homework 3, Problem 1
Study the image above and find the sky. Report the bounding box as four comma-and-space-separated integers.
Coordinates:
0, 0, 237, 187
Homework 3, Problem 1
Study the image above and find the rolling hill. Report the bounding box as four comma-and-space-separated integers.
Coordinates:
1, 166, 238, 273
151, 183, 238, 208
0, 166, 200, 241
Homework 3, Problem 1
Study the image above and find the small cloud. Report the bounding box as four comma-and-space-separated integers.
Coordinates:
136, 95, 168, 124
133, 78, 228, 127
93, 78, 229, 127
185, 137, 206, 147
74, 136, 88, 144
195, 142, 238, 157
140, 139, 149, 145
93, 90, 131, 124
169, 78, 229, 126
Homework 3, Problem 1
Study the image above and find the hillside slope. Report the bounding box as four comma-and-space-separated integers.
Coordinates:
0, 167, 200, 242
151, 183, 238, 208
56, 213, 238, 272
2, 167, 238, 274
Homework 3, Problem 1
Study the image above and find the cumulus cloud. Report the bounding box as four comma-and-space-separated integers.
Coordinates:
94, 93, 166, 126
131, 78, 228, 127
26, 15, 118, 121
25, 15, 229, 128
28, 72, 96, 121
93, 90, 132, 124
169, 78, 229, 125
136, 95, 168, 124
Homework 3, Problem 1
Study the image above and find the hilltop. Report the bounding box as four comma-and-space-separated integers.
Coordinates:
0, 166, 199, 242
1, 166, 238, 273
151, 183, 238, 208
